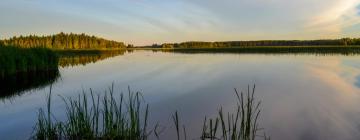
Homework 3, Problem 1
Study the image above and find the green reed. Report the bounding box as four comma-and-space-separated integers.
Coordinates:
0, 45, 59, 77
33, 85, 268, 140
33, 85, 149, 140
34, 86, 62, 140
199, 85, 269, 140
171, 85, 269, 140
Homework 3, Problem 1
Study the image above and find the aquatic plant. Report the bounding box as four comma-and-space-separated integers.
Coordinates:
0, 45, 59, 77
33, 85, 268, 140
171, 85, 269, 140
33, 85, 149, 140
199, 86, 269, 140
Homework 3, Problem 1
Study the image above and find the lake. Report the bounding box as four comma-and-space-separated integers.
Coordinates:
1, 50, 360, 140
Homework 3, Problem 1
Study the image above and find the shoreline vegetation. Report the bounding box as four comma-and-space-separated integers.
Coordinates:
0, 45, 59, 77
0, 44, 128, 96
0, 45, 60, 97
146, 46, 360, 54
146, 38, 360, 48
0, 32, 130, 87
2, 32, 360, 50
2, 32, 360, 54
33, 85, 269, 140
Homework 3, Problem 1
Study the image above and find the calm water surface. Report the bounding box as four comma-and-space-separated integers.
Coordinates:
1, 50, 360, 140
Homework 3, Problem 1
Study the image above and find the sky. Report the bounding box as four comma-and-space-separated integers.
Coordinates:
1, 0, 360, 45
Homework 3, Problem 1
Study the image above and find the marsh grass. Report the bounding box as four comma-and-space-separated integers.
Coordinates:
0, 45, 59, 77
33, 85, 149, 140
199, 85, 269, 140
171, 85, 269, 140
33, 85, 268, 140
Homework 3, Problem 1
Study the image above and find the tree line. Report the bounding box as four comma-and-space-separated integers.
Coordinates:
148, 38, 360, 48
1, 32, 131, 49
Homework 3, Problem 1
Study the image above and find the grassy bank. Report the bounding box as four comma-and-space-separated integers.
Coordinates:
0, 45, 59, 77
33, 85, 269, 140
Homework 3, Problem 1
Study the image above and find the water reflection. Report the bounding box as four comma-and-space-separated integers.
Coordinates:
306, 57, 360, 94
0, 70, 60, 100
0, 50, 127, 99
59, 50, 127, 67
1, 51, 360, 140
355, 75, 360, 88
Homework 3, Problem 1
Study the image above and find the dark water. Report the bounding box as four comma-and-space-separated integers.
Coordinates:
1, 50, 360, 140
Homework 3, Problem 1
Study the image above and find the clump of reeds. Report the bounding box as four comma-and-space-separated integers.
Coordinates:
0, 45, 59, 77
172, 85, 270, 140
34, 86, 62, 140
33, 85, 149, 140
33, 85, 269, 140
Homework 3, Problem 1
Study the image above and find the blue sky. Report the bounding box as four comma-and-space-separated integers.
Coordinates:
1, 0, 360, 45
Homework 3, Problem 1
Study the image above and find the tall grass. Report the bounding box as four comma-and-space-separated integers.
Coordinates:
199, 85, 269, 140
33, 85, 268, 140
35, 86, 62, 140
0, 45, 59, 77
33, 85, 149, 140
171, 85, 269, 140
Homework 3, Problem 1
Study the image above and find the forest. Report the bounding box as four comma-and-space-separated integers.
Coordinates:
149, 38, 360, 48
0, 32, 130, 50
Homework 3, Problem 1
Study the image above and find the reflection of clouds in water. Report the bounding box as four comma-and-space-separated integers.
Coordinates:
306, 57, 360, 94
355, 75, 360, 88
300, 56, 360, 140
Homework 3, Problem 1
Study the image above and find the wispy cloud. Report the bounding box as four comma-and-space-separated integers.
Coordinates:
304, 0, 360, 37
1, 0, 360, 45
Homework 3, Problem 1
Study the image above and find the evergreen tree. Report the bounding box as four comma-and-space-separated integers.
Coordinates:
2, 33, 128, 49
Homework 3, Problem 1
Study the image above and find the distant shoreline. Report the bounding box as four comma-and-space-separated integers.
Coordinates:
2, 32, 360, 54
130, 46, 360, 54
55, 46, 360, 54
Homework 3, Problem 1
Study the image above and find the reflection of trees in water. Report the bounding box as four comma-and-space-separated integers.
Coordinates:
0, 50, 129, 100
0, 69, 60, 100
59, 50, 127, 67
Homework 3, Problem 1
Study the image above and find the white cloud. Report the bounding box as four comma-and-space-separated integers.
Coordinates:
304, 0, 360, 37
180, 0, 360, 39
1, 0, 360, 45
